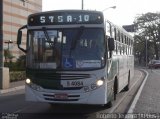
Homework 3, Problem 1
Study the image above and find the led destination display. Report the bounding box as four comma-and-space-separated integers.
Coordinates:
28, 10, 103, 26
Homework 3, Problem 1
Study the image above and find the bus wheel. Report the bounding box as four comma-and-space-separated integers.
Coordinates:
124, 71, 130, 91
106, 101, 112, 108
102, 101, 112, 108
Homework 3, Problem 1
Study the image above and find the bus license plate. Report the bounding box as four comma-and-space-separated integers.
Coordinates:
61, 81, 84, 87
54, 93, 68, 99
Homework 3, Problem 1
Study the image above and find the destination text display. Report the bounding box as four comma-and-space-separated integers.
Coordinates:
28, 11, 103, 26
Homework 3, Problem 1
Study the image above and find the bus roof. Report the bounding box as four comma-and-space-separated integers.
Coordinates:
28, 10, 103, 16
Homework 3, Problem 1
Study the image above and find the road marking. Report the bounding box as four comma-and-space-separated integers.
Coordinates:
13, 105, 32, 113
127, 69, 149, 114
109, 70, 143, 113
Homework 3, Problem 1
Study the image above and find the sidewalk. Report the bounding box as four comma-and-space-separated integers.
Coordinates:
10, 80, 25, 88
131, 69, 160, 113
0, 80, 25, 94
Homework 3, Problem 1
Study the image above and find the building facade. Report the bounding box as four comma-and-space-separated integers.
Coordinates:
1, 0, 42, 66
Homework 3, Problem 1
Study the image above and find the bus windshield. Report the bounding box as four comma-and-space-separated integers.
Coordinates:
27, 28, 105, 70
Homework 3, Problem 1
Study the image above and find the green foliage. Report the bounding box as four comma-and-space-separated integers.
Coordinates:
15, 55, 26, 71
4, 49, 15, 62
134, 12, 160, 64
4, 54, 26, 82
10, 71, 26, 82
4, 55, 26, 71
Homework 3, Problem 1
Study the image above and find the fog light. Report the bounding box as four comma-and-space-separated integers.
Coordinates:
26, 78, 31, 84
96, 80, 104, 86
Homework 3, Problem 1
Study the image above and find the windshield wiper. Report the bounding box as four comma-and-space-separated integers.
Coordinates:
42, 27, 57, 48
42, 27, 51, 42
70, 26, 84, 56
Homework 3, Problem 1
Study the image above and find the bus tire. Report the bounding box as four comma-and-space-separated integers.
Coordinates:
102, 101, 112, 108
106, 101, 112, 108
124, 71, 130, 91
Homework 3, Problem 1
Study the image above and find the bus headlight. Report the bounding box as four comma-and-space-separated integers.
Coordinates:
84, 79, 104, 92
96, 80, 104, 86
26, 78, 31, 84
26, 78, 43, 91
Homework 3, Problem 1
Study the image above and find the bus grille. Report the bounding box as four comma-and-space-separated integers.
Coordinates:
35, 72, 91, 80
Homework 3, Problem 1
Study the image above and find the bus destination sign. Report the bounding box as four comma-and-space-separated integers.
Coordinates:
28, 11, 103, 26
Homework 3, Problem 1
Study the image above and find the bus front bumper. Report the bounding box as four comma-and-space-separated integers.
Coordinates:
25, 84, 108, 105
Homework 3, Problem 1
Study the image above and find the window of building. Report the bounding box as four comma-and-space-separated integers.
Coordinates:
20, 0, 28, 6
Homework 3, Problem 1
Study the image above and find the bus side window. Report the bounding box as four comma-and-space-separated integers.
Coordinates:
114, 28, 118, 54
119, 32, 122, 55
128, 39, 131, 55
111, 26, 116, 55
124, 35, 127, 55
114, 28, 117, 40
126, 37, 128, 55
121, 33, 124, 55
121, 33, 124, 43
105, 21, 111, 37
111, 25, 115, 39
118, 31, 120, 42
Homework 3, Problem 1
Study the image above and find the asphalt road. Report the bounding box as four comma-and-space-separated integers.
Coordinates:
0, 70, 145, 119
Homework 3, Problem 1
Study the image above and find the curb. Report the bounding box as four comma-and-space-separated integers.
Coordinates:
127, 69, 149, 114
0, 85, 25, 94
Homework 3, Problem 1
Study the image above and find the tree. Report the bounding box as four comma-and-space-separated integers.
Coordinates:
4, 49, 15, 63
134, 12, 160, 61
16, 55, 26, 71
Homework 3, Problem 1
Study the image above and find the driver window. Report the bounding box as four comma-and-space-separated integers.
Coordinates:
105, 21, 111, 37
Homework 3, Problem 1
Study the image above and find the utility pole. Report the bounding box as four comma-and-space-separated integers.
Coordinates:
146, 38, 148, 68
5, 40, 13, 50
82, 0, 84, 10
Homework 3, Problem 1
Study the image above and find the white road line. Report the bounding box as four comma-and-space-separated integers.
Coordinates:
127, 69, 149, 114
109, 70, 143, 113
13, 105, 32, 113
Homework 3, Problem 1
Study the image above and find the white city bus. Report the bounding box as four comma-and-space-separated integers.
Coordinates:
17, 10, 134, 107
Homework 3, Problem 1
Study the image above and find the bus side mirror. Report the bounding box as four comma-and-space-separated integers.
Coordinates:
17, 25, 27, 53
108, 38, 115, 51
17, 30, 22, 45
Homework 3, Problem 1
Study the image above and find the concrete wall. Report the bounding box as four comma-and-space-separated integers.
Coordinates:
0, 67, 9, 89
0, 0, 3, 67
